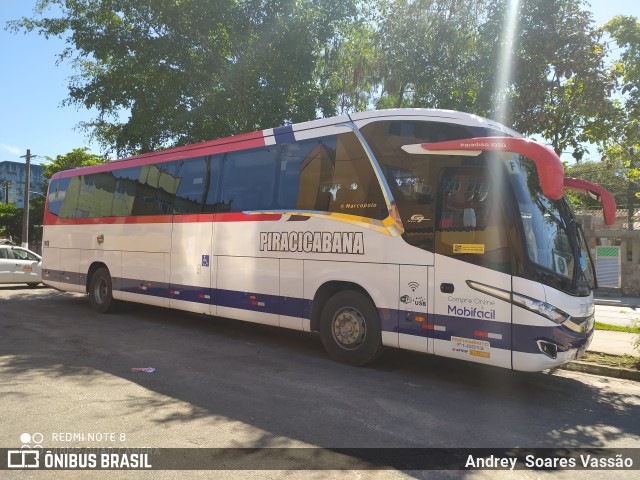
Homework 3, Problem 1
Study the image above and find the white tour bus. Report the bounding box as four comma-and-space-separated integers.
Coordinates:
42, 109, 615, 371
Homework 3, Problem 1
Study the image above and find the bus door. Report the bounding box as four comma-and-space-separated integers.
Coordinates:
398, 265, 433, 354
432, 165, 513, 369
169, 218, 214, 315
168, 157, 216, 315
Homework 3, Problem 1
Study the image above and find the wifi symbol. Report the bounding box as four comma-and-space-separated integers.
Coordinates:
408, 281, 420, 291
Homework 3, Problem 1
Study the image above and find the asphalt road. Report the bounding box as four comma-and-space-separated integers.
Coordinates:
1, 285, 639, 479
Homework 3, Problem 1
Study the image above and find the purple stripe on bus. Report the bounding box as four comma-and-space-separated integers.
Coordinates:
46, 269, 588, 356
273, 125, 296, 144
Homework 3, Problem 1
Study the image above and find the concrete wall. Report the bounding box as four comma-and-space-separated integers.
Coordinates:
577, 211, 640, 296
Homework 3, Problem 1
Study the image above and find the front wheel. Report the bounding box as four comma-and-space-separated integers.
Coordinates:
319, 290, 383, 366
89, 267, 118, 313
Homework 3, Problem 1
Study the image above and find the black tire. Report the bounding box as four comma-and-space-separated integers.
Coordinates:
26, 282, 40, 288
319, 290, 383, 366
88, 267, 118, 313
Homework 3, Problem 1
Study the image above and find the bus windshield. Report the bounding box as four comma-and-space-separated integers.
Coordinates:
507, 156, 594, 293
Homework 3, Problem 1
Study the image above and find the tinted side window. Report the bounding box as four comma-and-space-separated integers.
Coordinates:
277, 133, 387, 220
109, 169, 135, 217
75, 172, 116, 218
47, 178, 72, 217
328, 132, 387, 220
112, 167, 141, 216
277, 137, 337, 211
170, 156, 210, 214
219, 148, 279, 212
112, 165, 175, 216
59, 177, 81, 219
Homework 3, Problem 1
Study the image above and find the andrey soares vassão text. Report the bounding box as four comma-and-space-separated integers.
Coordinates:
465, 454, 634, 470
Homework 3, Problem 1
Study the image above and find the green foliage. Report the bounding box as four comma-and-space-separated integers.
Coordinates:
42, 147, 106, 182
318, 4, 379, 114
602, 16, 640, 194
0, 203, 21, 241
489, 0, 615, 161
595, 321, 640, 334
564, 160, 628, 210
375, 0, 489, 112
0, 190, 46, 246
11, 0, 356, 156
6, 0, 638, 175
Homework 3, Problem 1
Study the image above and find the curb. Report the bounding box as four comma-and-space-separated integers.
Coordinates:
560, 360, 640, 382
594, 300, 637, 308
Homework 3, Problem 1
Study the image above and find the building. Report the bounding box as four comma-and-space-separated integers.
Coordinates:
0, 161, 46, 208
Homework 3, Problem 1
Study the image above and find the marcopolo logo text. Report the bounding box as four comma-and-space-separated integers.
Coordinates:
260, 232, 364, 254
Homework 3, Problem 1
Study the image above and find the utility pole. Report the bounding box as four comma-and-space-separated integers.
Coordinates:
19, 149, 37, 249
0, 179, 10, 204
629, 152, 637, 232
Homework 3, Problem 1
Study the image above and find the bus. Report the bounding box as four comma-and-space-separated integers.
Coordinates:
41, 109, 615, 372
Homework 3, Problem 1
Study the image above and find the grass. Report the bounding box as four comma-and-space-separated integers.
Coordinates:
595, 321, 640, 334
579, 351, 640, 371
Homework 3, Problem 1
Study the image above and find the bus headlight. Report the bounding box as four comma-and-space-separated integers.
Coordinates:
562, 314, 595, 334
512, 293, 571, 325
466, 281, 585, 332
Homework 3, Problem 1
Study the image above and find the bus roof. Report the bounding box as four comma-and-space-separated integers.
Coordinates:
51, 108, 520, 180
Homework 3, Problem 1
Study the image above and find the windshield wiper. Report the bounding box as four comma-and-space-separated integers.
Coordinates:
568, 218, 580, 291
556, 200, 581, 292
577, 222, 597, 290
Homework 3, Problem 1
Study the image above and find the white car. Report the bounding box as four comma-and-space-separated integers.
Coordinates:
0, 245, 43, 287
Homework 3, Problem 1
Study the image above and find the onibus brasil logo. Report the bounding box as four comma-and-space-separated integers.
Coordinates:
7, 432, 43, 468
7, 432, 153, 469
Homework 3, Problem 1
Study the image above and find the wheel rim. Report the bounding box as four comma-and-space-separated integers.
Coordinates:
331, 307, 366, 350
94, 277, 108, 304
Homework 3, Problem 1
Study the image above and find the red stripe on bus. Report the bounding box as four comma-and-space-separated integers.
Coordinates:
43, 211, 282, 226
53, 131, 268, 180
215, 212, 282, 222
43, 211, 172, 225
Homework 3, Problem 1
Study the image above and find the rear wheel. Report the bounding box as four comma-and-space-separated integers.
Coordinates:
319, 290, 383, 366
89, 267, 118, 313
26, 282, 40, 288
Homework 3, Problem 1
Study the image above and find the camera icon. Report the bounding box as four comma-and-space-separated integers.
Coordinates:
21, 432, 44, 449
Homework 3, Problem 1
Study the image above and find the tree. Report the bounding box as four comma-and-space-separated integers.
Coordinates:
564, 160, 629, 210
0, 203, 21, 242
11, 0, 357, 156
9, 0, 630, 168
481, 0, 616, 161
374, 0, 489, 112
40, 147, 106, 187
0, 202, 44, 247
318, 4, 379, 115
602, 16, 640, 206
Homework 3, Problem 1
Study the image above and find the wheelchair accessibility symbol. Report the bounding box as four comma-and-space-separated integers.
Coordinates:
202, 255, 210, 267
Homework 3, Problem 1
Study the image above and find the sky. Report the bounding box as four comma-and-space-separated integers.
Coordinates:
1, 1, 640, 166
